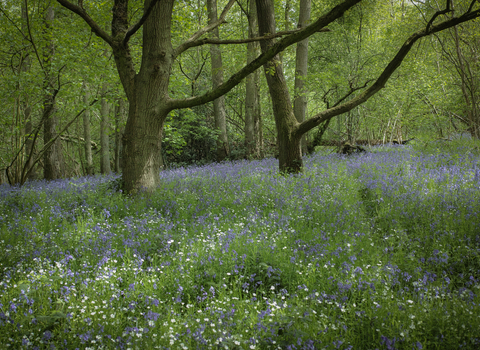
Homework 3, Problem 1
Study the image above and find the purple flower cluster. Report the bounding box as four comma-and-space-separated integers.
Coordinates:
0, 146, 479, 348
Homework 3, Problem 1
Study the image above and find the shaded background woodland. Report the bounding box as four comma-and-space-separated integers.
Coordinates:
0, 0, 478, 184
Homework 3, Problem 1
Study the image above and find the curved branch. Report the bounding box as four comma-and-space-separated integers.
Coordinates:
0, 5, 29, 42
467, 0, 479, 13
328, 79, 373, 108
174, 0, 236, 57
175, 27, 331, 54
426, 0, 452, 32
24, 0, 44, 72
55, 0, 113, 46
294, 5, 480, 138
168, 0, 362, 111
124, 0, 162, 44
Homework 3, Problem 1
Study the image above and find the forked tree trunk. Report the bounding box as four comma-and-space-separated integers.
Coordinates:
256, 0, 302, 172
118, 1, 174, 193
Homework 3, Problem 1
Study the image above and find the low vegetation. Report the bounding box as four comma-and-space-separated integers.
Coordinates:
1, 142, 479, 349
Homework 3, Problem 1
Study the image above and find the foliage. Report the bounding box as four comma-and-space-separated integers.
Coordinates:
1, 145, 480, 348
0, 0, 479, 185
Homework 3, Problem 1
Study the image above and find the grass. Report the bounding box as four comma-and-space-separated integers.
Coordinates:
0, 142, 479, 349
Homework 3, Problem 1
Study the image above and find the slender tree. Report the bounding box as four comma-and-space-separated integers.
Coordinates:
244, 0, 262, 158
114, 97, 125, 173
207, 0, 229, 161
83, 81, 94, 175
21, 2, 35, 180
100, 84, 112, 174
293, 0, 311, 155
43, 6, 65, 180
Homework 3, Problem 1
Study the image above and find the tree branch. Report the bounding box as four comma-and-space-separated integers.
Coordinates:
174, 0, 236, 57
175, 27, 331, 54
168, 0, 362, 111
467, 0, 478, 13
55, 0, 113, 46
124, 0, 162, 45
0, 4, 29, 42
331, 79, 373, 108
294, 4, 480, 137
24, 0, 45, 72
426, 0, 452, 32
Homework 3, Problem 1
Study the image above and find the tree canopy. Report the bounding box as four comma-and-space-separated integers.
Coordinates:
0, 0, 479, 190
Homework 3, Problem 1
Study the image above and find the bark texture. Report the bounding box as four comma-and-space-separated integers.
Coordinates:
256, 0, 302, 172
21, 2, 35, 181
245, 1, 262, 158
83, 82, 94, 175
114, 97, 124, 173
119, 0, 174, 193
43, 6, 64, 180
100, 84, 112, 174
293, 0, 311, 154
207, 0, 230, 161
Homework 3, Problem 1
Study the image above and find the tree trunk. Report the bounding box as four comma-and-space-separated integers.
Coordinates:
452, 25, 480, 138
114, 97, 124, 173
256, 0, 302, 172
254, 74, 263, 157
83, 82, 94, 175
122, 97, 166, 193
207, 0, 229, 161
43, 6, 64, 180
293, 0, 311, 155
100, 84, 112, 174
119, 0, 174, 193
21, 2, 35, 180
245, 1, 261, 158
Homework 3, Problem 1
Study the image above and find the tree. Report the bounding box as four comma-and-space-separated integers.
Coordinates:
100, 83, 112, 174
293, 0, 311, 155
82, 82, 94, 175
114, 96, 125, 173
55, 0, 480, 192
21, 2, 35, 180
207, 0, 230, 161
54, 0, 346, 192
42, 6, 66, 180
244, 0, 262, 158
255, 0, 480, 173
441, 13, 480, 137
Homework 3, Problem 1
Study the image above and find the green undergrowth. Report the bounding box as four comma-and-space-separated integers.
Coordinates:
0, 146, 479, 349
